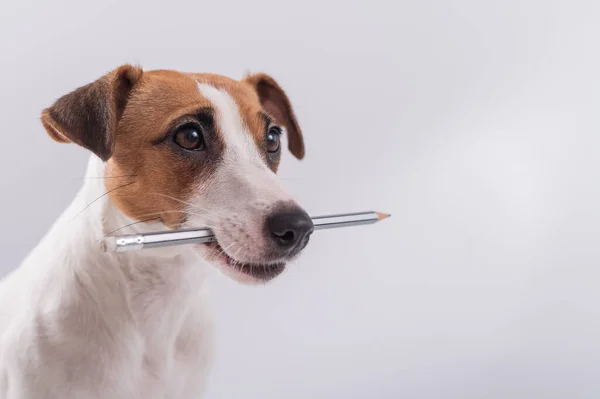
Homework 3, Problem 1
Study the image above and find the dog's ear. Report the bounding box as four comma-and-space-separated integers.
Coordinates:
41, 64, 143, 162
244, 73, 305, 159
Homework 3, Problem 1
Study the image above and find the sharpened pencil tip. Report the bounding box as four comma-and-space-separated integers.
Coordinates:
376, 212, 391, 220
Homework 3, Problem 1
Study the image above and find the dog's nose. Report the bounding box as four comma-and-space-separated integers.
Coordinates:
267, 210, 314, 251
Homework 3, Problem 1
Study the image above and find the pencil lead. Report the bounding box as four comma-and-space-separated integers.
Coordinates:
376, 212, 391, 220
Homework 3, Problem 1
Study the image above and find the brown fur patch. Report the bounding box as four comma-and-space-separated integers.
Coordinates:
243, 73, 305, 159
41, 65, 143, 161
106, 70, 220, 227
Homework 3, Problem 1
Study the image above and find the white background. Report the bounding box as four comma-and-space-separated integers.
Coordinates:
1, 0, 599, 398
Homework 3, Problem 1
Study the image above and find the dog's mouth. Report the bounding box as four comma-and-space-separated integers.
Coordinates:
202, 241, 286, 281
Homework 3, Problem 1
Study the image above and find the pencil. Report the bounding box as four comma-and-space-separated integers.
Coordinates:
101, 211, 390, 253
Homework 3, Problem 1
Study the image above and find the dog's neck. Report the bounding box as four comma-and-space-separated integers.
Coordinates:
39, 155, 212, 345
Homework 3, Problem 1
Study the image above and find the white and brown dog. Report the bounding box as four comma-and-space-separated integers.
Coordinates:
0, 65, 313, 398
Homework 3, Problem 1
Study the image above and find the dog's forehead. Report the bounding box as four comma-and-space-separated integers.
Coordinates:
138, 70, 260, 103
127, 70, 266, 145
193, 73, 261, 105
193, 73, 267, 149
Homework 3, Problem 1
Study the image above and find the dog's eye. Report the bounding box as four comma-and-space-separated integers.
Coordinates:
266, 126, 281, 153
173, 125, 205, 151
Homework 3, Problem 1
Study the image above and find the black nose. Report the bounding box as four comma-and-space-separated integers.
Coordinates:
267, 210, 314, 251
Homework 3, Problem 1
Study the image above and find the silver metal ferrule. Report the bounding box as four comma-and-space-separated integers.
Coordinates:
114, 234, 145, 252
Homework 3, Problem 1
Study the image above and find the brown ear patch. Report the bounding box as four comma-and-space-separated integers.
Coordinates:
41, 114, 71, 144
40, 64, 143, 161
244, 73, 305, 159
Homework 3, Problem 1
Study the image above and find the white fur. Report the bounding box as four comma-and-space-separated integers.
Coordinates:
0, 156, 214, 399
197, 83, 264, 165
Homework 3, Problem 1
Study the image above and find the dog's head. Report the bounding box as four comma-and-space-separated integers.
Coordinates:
41, 65, 313, 283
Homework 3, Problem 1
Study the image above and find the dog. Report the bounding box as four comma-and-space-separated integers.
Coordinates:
0, 65, 313, 398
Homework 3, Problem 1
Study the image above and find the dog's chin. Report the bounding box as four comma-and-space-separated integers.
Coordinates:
195, 241, 286, 284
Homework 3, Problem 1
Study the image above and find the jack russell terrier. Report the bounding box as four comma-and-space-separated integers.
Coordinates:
0, 65, 313, 398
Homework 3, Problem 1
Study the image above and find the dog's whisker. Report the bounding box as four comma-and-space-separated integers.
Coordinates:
150, 193, 227, 220
70, 181, 135, 222
231, 246, 243, 265
183, 203, 227, 222
207, 242, 238, 265
97, 217, 162, 242
99, 209, 225, 242
213, 249, 225, 263
144, 193, 228, 227
220, 242, 237, 255
74, 174, 139, 180
119, 210, 224, 231
207, 243, 228, 264
184, 212, 222, 228
207, 247, 220, 263
224, 242, 236, 251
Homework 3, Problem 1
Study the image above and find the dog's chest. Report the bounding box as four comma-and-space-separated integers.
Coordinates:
0, 281, 213, 399
133, 318, 213, 398
124, 260, 214, 398
79, 299, 214, 399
